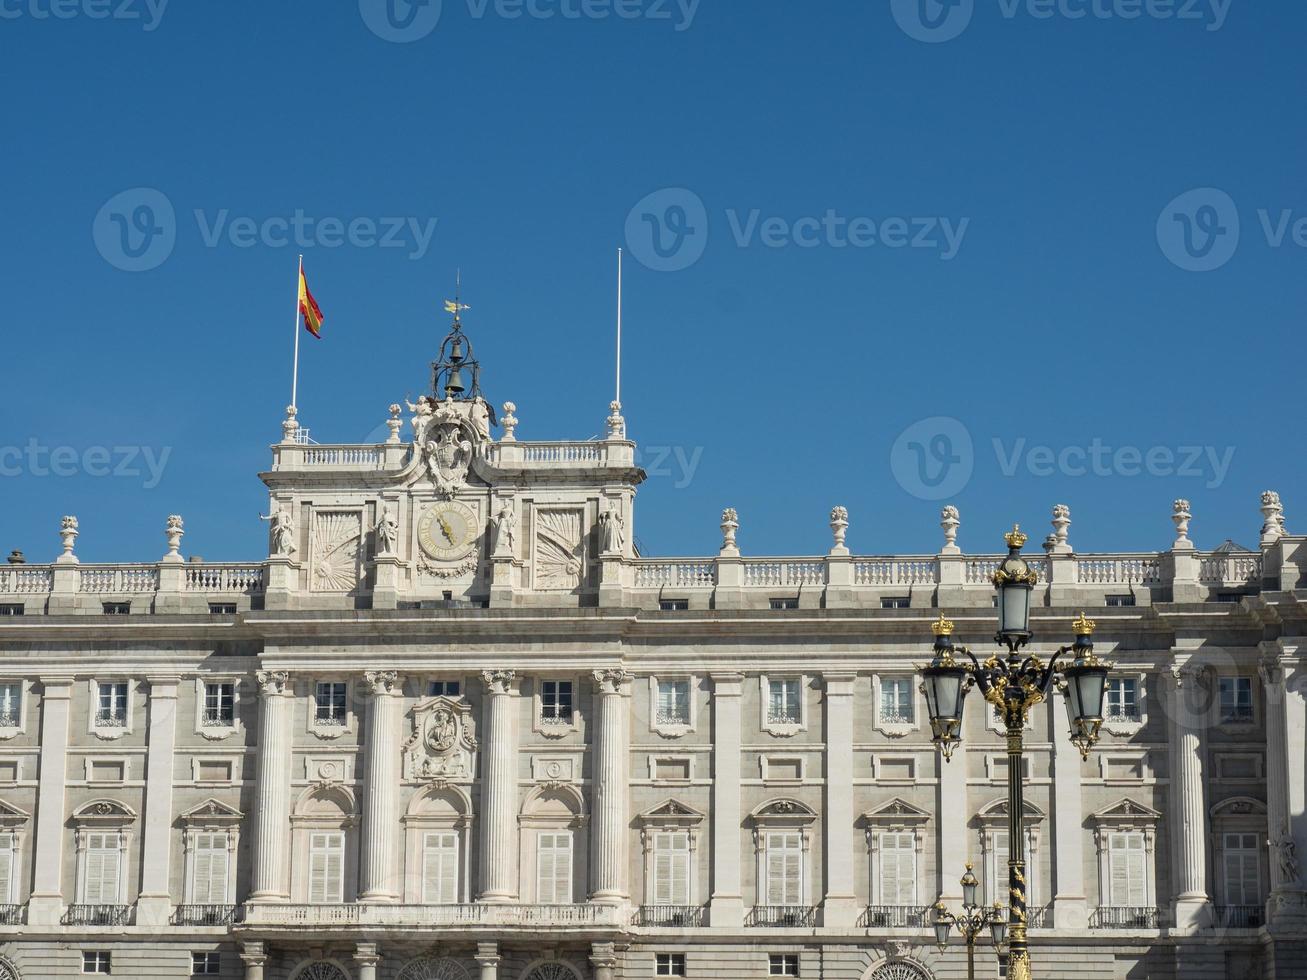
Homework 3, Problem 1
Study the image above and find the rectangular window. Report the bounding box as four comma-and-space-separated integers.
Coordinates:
1222, 832, 1260, 906
314, 682, 348, 726
656, 954, 687, 977
308, 831, 345, 904
768, 678, 802, 725
879, 677, 914, 724
1219, 678, 1254, 723
102, 602, 130, 615
422, 831, 459, 904
83, 832, 122, 904
191, 832, 230, 905
879, 831, 917, 906
0, 683, 19, 727
83, 952, 111, 974
96, 682, 128, 727
769, 954, 799, 977
653, 830, 691, 906
0, 832, 15, 903
659, 599, 689, 611
1107, 831, 1148, 907
208, 603, 237, 615
769, 598, 799, 610
536, 831, 573, 904
657, 679, 691, 726
203, 683, 235, 726
1105, 594, 1136, 607
427, 680, 461, 698
192, 953, 221, 976
0, 604, 22, 616
880, 596, 910, 609
541, 681, 573, 723
764, 831, 803, 906
1105, 679, 1139, 721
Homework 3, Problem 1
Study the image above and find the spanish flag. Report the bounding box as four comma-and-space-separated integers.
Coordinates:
298, 264, 325, 339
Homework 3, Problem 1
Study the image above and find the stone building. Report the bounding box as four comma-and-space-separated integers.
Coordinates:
0, 318, 1304, 979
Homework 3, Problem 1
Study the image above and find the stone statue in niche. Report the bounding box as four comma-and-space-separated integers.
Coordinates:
493, 501, 517, 557
376, 505, 399, 556
600, 507, 625, 555
404, 695, 478, 782
260, 505, 297, 557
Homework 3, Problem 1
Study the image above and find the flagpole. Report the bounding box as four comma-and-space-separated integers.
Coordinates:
615, 247, 623, 407
291, 253, 303, 412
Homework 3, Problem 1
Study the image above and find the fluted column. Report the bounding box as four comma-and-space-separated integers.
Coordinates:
590, 942, 618, 980
1167, 658, 1211, 930
475, 943, 500, 980
822, 673, 857, 926
27, 676, 73, 925
709, 673, 744, 926
249, 670, 294, 901
590, 668, 630, 903
360, 670, 404, 902
137, 675, 181, 925
1261, 642, 1307, 926
479, 670, 518, 903
240, 943, 266, 980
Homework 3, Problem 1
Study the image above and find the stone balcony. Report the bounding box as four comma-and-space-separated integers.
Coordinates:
238, 902, 626, 936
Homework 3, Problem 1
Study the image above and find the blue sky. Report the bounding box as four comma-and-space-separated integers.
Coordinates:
1, 0, 1303, 562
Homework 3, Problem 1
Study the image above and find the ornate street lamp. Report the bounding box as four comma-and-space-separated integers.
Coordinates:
932, 865, 1006, 980
920, 525, 1113, 980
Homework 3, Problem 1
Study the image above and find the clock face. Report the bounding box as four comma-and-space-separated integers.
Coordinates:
417, 501, 480, 561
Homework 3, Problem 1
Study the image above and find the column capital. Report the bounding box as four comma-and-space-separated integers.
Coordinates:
823, 671, 857, 695
709, 672, 745, 695
481, 669, 517, 695
239, 942, 267, 968
144, 674, 182, 692
38, 676, 75, 697
255, 670, 292, 697
353, 942, 381, 967
590, 942, 619, 969
475, 942, 501, 967
363, 669, 403, 696
592, 667, 630, 694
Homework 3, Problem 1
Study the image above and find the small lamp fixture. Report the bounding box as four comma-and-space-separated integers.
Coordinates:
932, 903, 952, 951
992, 525, 1038, 647
922, 614, 968, 760
960, 863, 980, 908
1062, 612, 1110, 759
989, 902, 1008, 946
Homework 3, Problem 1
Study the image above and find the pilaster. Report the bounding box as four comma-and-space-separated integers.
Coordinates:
136, 674, 181, 925
821, 672, 858, 926
1262, 641, 1307, 929
27, 675, 73, 925
936, 719, 968, 908
249, 670, 294, 901
372, 555, 401, 609
479, 669, 519, 903
590, 668, 630, 903
360, 670, 404, 902
1050, 689, 1088, 929
709, 672, 744, 926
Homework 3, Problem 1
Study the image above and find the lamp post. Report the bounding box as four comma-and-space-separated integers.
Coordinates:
932, 864, 1006, 980
920, 526, 1112, 980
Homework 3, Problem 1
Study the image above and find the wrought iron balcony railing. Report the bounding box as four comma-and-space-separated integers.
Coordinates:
200, 709, 235, 727
0, 904, 23, 925
860, 905, 927, 928
64, 904, 132, 926
634, 905, 706, 927
93, 709, 126, 728
748, 905, 816, 927
1090, 906, 1161, 929
172, 904, 243, 926
1027, 904, 1051, 929
1214, 905, 1264, 929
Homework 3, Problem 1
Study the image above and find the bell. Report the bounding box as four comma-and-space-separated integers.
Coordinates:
444, 368, 466, 396
449, 338, 464, 363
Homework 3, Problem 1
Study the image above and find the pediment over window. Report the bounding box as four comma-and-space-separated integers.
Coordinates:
1090, 798, 1161, 827
0, 800, 30, 829
749, 798, 817, 827
975, 797, 1044, 826
638, 798, 705, 829
71, 799, 137, 826
180, 798, 243, 826
862, 798, 930, 827
1210, 796, 1267, 820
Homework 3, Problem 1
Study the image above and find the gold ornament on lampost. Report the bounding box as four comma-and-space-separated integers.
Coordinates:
931, 613, 955, 637
1072, 612, 1096, 636
1004, 524, 1027, 548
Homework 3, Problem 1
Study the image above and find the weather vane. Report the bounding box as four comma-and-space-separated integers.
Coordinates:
444, 269, 469, 322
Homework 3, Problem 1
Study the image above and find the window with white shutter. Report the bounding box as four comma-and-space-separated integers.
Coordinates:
653, 831, 691, 906
0, 832, 14, 903
1107, 832, 1147, 906
83, 832, 122, 904
765, 831, 803, 906
191, 832, 230, 904
308, 831, 345, 904
422, 831, 459, 904
1222, 832, 1261, 906
879, 832, 917, 906
537, 831, 573, 904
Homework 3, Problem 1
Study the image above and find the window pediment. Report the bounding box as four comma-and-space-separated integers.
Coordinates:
862, 798, 930, 828
71, 799, 137, 826
638, 798, 705, 829
180, 798, 243, 826
749, 798, 817, 828
1091, 797, 1161, 827
0, 800, 29, 829
976, 797, 1044, 826
1210, 796, 1267, 821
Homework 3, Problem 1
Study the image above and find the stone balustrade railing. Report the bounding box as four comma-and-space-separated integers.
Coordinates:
240, 902, 624, 929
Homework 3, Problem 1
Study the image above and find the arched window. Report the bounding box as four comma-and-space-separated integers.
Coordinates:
290, 784, 357, 904
292, 963, 349, 980
519, 785, 587, 905
71, 800, 137, 911
402, 786, 472, 904
523, 963, 582, 980
0, 955, 20, 980
868, 964, 931, 980
396, 958, 471, 980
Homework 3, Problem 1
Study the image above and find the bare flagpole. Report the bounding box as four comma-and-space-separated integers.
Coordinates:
615, 247, 623, 407
291, 253, 304, 412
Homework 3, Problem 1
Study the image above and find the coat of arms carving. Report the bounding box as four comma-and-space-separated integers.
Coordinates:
415, 401, 482, 499
403, 696, 478, 781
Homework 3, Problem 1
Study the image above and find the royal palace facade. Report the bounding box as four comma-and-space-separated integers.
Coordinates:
0, 328, 1306, 980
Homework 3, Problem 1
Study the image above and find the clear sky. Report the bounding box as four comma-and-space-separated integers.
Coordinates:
1, 0, 1303, 563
